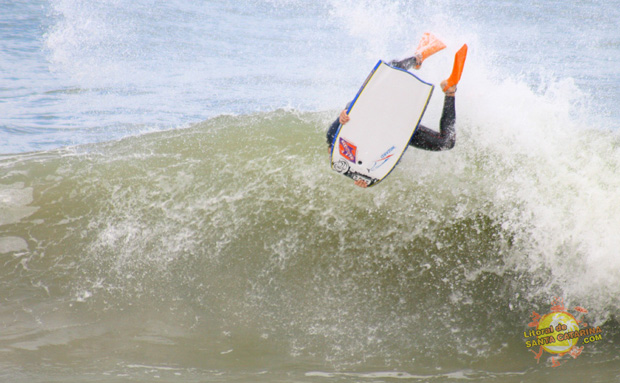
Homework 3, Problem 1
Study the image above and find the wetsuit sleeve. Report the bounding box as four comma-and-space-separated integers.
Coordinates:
409, 95, 456, 151
326, 101, 352, 147
326, 117, 340, 146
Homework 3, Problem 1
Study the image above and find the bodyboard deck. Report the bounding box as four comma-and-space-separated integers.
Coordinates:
330, 61, 434, 187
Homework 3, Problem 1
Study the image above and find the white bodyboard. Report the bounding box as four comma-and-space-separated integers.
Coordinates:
330, 61, 434, 187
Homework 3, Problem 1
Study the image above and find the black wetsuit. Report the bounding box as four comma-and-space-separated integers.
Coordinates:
326, 56, 456, 152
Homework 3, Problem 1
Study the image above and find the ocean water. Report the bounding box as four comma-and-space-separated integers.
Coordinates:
1, 0, 620, 382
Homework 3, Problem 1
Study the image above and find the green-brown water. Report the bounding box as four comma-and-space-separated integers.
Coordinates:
2, 111, 619, 382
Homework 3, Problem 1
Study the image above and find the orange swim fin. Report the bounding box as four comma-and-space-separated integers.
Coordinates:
414, 32, 446, 69
443, 44, 468, 91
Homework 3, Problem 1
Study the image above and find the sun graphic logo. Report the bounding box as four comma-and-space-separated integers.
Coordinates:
524, 297, 603, 367
536, 311, 580, 354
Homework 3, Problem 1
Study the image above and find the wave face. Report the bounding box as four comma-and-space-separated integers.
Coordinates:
2, 0, 620, 381
2, 108, 620, 381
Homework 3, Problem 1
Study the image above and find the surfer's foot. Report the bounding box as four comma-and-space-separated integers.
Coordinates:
414, 32, 446, 69
441, 80, 456, 96
413, 53, 423, 69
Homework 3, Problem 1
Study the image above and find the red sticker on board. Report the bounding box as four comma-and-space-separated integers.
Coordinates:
338, 137, 357, 163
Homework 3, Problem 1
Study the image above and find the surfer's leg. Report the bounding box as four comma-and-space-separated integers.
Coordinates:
390, 34, 446, 70
409, 95, 456, 151
388, 55, 421, 70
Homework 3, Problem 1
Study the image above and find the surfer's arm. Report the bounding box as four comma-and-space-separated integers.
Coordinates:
326, 118, 340, 147
326, 108, 351, 147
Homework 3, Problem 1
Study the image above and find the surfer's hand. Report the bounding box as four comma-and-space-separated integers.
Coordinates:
339, 110, 350, 125
354, 179, 368, 188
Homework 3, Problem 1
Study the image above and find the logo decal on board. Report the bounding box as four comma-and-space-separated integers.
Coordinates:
333, 160, 350, 174
338, 137, 357, 163
368, 146, 396, 172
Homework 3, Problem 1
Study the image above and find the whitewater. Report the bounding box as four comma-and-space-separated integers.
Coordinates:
1, 1, 619, 382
